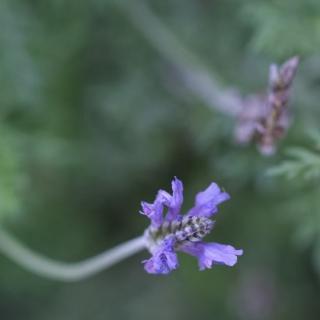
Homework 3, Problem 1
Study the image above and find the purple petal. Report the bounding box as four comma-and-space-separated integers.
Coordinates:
143, 237, 179, 275
180, 242, 243, 270
187, 182, 230, 217
140, 199, 164, 228
158, 177, 184, 222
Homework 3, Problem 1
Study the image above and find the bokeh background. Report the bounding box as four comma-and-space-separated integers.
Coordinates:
0, 0, 320, 319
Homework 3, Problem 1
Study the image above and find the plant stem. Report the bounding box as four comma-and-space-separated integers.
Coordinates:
0, 227, 146, 282
118, 0, 244, 116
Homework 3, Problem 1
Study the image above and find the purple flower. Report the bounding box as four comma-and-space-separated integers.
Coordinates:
141, 177, 243, 275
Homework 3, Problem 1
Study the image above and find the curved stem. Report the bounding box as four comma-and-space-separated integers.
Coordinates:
0, 227, 146, 282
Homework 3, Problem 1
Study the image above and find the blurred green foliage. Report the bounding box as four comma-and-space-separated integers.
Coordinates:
268, 130, 320, 180
242, 0, 320, 58
0, 0, 319, 319
269, 131, 320, 277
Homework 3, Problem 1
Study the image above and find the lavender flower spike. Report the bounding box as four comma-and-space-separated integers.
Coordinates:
141, 178, 243, 275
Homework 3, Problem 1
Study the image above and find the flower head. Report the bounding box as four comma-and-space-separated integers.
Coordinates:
140, 177, 243, 275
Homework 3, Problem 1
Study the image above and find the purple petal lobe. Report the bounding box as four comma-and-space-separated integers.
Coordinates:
187, 182, 230, 217
143, 237, 179, 275
158, 177, 184, 222
141, 177, 183, 227
140, 200, 163, 228
180, 242, 243, 270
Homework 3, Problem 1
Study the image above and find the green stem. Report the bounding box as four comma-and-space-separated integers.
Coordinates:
0, 227, 145, 282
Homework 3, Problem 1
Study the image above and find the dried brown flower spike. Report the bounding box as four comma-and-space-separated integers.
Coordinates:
257, 56, 300, 155
235, 56, 299, 155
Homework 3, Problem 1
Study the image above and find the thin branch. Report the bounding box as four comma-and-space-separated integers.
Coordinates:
0, 227, 145, 282
119, 0, 244, 116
